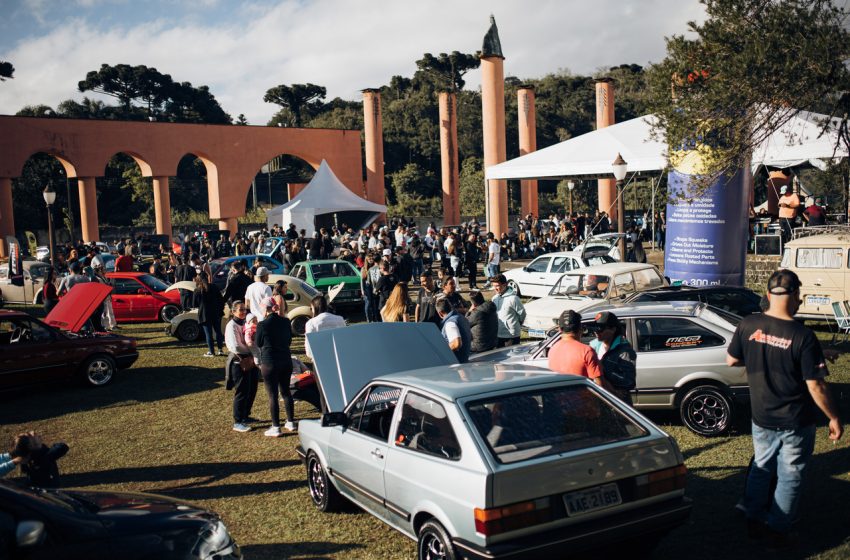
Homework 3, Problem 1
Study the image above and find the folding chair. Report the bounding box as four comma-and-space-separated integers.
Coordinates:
831, 301, 850, 344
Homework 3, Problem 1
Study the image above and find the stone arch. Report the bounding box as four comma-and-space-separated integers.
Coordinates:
248, 152, 318, 210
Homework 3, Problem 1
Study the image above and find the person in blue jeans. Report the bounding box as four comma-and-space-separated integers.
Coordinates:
726, 270, 842, 550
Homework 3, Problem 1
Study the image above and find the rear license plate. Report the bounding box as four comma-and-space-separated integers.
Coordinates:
563, 483, 622, 516
528, 329, 547, 338
805, 295, 831, 306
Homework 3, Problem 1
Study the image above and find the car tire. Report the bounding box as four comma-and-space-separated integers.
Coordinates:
417, 519, 457, 560
176, 320, 202, 342
81, 354, 116, 387
679, 385, 733, 436
507, 280, 521, 297
291, 315, 309, 336
160, 304, 180, 322
306, 451, 342, 512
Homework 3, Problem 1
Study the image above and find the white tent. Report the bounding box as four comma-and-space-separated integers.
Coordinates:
265, 160, 386, 235
485, 111, 847, 181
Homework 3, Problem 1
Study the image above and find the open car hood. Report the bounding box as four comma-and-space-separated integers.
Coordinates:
45, 282, 112, 333
307, 322, 457, 412
165, 280, 197, 292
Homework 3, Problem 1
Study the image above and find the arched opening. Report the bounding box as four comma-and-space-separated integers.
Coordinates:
13, 153, 77, 249
97, 153, 150, 230
246, 154, 316, 224
169, 153, 214, 234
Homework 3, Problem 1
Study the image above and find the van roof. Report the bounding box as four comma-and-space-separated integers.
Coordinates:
785, 233, 850, 247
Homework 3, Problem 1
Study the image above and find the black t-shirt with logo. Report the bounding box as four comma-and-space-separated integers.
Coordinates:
727, 314, 828, 429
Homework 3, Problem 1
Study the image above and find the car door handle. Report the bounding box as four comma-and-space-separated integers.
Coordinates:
370, 448, 384, 459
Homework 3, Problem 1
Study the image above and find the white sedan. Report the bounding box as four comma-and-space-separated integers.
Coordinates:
502, 250, 616, 298
522, 262, 667, 336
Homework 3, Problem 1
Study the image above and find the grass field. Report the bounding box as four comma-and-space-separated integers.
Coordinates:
1, 301, 849, 560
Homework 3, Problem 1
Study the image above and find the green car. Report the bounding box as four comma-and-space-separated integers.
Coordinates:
290, 260, 362, 306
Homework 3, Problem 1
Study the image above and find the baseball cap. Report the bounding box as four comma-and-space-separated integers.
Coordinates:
592, 311, 620, 329
767, 269, 801, 295
382, 248, 392, 257
255, 266, 270, 276
558, 310, 582, 331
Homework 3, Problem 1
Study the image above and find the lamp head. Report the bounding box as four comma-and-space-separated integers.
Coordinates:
612, 153, 628, 182
42, 186, 56, 206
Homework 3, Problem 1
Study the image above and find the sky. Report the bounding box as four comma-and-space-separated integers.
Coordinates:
0, 0, 706, 124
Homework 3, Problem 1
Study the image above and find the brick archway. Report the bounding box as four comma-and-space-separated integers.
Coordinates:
0, 116, 365, 252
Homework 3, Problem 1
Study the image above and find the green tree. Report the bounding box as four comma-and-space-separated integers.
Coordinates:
235, 114, 248, 125
263, 83, 327, 127
0, 61, 14, 81
458, 157, 485, 217
646, 0, 850, 189
16, 105, 56, 117
415, 51, 480, 93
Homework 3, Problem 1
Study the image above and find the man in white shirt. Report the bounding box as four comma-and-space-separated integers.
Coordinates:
304, 294, 347, 358
245, 267, 272, 321
483, 233, 501, 288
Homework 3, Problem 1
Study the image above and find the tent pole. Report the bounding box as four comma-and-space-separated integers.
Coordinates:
651, 176, 656, 251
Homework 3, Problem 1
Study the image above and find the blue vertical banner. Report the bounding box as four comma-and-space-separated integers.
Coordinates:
663, 169, 749, 286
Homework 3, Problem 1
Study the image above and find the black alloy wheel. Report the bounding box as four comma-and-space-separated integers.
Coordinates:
418, 519, 457, 560
307, 452, 341, 512
680, 385, 734, 436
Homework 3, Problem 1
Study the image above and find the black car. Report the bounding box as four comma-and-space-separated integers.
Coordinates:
621, 285, 763, 316
0, 481, 240, 560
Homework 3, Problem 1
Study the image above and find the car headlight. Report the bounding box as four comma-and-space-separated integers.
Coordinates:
194, 520, 235, 559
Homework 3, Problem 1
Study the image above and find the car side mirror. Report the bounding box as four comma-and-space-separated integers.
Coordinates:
16, 520, 45, 547
522, 266, 529, 272
137, 288, 147, 295
321, 412, 348, 428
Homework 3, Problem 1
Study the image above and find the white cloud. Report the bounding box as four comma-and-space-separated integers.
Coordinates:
0, 0, 706, 124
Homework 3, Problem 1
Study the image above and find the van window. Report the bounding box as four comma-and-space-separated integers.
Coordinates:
780, 248, 791, 268
796, 248, 843, 268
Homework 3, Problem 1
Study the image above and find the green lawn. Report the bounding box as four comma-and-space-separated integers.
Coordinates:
1, 305, 849, 559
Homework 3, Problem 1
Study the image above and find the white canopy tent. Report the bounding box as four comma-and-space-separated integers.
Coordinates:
485, 111, 848, 181
265, 160, 386, 235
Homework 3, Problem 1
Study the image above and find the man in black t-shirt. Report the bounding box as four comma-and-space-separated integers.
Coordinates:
726, 270, 842, 547
415, 270, 440, 326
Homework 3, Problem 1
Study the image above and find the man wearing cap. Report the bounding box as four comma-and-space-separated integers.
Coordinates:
548, 310, 603, 384
726, 269, 842, 548
778, 184, 800, 242
589, 311, 636, 404
491, 274, 525, 347
245, 267, 272, 322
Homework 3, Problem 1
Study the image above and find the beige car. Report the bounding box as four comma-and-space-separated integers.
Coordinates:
0, 260, 51, 305
166, 274, 317, 341
780, 227, 850, 319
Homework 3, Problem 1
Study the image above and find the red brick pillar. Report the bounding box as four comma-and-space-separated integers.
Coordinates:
77, 176, 100, 242
518, 86, 538, 218
595, 78, 617, 222
482, 55, 508, 236
0, 177, 14, 257
153, 176, 172, 242
362, 89, 386, 218
439, 92, 461, 225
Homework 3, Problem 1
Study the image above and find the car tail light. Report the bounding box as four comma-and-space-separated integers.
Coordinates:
634, 464, 687, 500
474, 497, 551, 536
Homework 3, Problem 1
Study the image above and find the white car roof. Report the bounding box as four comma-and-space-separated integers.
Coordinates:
556, 262, 659, 275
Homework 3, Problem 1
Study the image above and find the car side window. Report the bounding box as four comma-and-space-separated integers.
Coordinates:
395, 393, 461, 460
633, 269, 664, 291
112, 278, 141, 295
635, 318, 725, 352
285, 289, 297, 302
1, 318, 53, 345
527, 257, 550, 273
347, 384, 401, 442
705, 291, 760, 315
551, 257, 571, 273
613, 273, 635, 294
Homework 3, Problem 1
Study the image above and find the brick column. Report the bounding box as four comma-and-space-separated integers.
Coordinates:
219, 218, 238, 235
77, 176, 100, 242
439, 92, 461, 225
595, 78, 617, 221
482, 55, 508, 236
362, 89, 386, 210
518, 86, 538, 218
0, 177, 14, 257
153, 176, 172, 242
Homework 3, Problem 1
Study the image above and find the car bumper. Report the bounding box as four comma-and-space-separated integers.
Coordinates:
115, 352, 139, 370
452, 497, 692, 560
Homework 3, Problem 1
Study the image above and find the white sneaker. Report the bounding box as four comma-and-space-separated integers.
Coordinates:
264, 426, 281, 437
232, 423, 250, 433
203, 352, 215, 358
283, 421, 297, 432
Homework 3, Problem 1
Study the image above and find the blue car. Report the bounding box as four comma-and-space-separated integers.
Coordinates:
209, 256, 286, 290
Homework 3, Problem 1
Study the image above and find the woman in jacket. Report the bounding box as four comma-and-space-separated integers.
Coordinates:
224, 301, 258, 433
255, 296, 296, 436
589, 311, 637, 405
195, 273, 226, 357
464, 234, 480, 289
42, 267, 60, 314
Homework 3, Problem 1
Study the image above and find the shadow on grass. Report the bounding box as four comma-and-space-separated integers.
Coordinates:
241, 541, 365, 560
0, 364, 223, 424
153, 479, 306, 500
61, 460, 298, 488
657, 443, 850, 559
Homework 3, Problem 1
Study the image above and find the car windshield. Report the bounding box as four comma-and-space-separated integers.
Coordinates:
260, 239, 277, 254
137, 274, 170, 292
29, 264, 49, 279
466, 385, 648, 464
294, 280, 319, 297
311, 262, 356, 280
549, 273, 611, 298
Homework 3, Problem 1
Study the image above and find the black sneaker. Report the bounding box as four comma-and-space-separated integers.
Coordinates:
746, 519, 769, 540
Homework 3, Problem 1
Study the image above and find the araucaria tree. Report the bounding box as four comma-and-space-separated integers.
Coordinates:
647, 0, 850, 186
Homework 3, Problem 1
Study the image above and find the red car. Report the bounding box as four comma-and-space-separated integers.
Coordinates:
105, 272, 182, 323
0, 283, 138, 390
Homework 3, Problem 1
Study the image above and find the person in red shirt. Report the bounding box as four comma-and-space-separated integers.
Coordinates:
115, 246, 134, 272
547, 310, 603, 385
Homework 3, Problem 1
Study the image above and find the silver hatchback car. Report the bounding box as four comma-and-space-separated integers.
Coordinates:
474, 301, 748, 436
297, 323, 691, 560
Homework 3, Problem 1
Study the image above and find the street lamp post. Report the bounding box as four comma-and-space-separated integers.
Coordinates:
612, 153, 628, 262
567, 180, 575, 217
43, 185, 57, 269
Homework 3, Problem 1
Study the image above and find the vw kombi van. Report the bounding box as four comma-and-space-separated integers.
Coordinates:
780, 227, 850, 319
